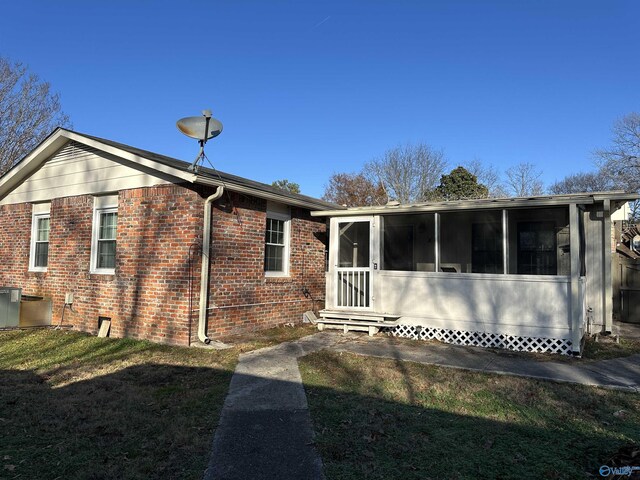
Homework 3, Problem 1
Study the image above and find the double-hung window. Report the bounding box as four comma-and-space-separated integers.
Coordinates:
264, 207, 290, 276
29, 203, 51, 272
91, 196, 118, 274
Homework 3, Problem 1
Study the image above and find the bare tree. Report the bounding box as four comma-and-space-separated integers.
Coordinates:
596, 112, 640, 168
322, 172, 387, 207
596, 112, 640, 192
0, 57, 71, 174
548, 171, 615, 194
364, 143, 447, 204
504, 162, 545, 197
464, 158, 507, 197
595, 112, 640, 218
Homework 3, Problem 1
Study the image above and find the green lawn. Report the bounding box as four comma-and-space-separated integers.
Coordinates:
300, 351, 640, 480
0, 325, 315, 480
4, 327, 638, 479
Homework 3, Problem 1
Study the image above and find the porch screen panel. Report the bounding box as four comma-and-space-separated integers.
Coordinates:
507, 207, 571, 276
338, 222, 369, 267
471, 222, 503, 273
382, 214, 435, 271
440, 210, 503, 273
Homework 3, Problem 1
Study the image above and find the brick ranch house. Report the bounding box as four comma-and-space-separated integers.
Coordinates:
0, 128, 338, 345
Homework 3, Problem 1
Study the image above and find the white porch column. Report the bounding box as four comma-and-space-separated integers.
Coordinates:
327, 217, 338, 309
603, 199, 613, 332
502, 209, 509, 274
434, 212, 440, 272
569, 203, 582, 353
371, 215, 381, 311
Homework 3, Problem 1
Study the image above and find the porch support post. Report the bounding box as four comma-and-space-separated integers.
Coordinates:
434, 212, 440, 272
569, 203, 582, 353
327, 218, 337, 309
371, 215, 380, 310
502, 209, 508, 274
603, 200, 613, 332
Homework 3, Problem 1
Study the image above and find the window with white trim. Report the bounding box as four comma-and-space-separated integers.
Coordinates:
264, 209, 290, 276
91, 197, 118, 274
29, 208, 50, 272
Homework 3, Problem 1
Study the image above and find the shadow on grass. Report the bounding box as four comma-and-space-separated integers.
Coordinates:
0, 364, 232, 480
1, 359, 638, 480
300, 351, 640, 480
2, 330, 639, 480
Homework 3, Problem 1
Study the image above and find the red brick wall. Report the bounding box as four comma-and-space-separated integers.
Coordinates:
0, 202, 33, 288
205, 191, 327, 338
0, 185, 327, 344
0, 185, 203, 345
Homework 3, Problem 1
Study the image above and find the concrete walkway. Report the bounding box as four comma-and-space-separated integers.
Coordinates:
203, 333, 356, 480
204, 330, 639, 479
332, 334, 640, 392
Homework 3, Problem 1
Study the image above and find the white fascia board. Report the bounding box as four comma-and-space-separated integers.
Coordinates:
62, 131, 197, 183
196, 175, 334, 211
593, 192, 639, 203
0, 131, 69, 199
310, 197, 597, 217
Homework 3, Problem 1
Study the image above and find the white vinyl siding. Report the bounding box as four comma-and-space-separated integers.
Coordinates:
0, 142, 170, 206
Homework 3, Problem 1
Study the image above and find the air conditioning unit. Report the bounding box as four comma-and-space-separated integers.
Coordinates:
0, 287, 21, 328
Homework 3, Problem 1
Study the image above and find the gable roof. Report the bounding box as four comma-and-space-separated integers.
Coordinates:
0, 128, 340, 211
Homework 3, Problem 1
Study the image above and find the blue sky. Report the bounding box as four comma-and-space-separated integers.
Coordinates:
1, 1, 638, 198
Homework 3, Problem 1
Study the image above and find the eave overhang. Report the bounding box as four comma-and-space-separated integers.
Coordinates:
310, 192, 640, 217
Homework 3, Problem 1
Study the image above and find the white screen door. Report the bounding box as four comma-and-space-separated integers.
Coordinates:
335, 219, 372, 308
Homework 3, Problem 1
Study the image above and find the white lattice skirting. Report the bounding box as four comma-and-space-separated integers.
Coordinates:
386, 324, 573, 355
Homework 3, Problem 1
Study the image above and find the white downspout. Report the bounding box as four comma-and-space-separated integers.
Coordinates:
198, 186, 224, 344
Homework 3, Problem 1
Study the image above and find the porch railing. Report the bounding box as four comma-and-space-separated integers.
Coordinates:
337, 269, 370, 308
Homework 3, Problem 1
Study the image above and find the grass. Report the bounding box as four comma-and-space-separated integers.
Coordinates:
220, 323, 317, 351
299, 351, 640, 480
0, 324, 316, 480
381, 327, 640, 362
582, 336, 640, 361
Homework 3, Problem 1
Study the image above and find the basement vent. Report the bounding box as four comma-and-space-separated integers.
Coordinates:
386, 324, 573, 356
98, 316, 111, 330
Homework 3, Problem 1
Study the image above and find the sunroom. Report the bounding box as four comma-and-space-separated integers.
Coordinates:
311, 192, 637, 355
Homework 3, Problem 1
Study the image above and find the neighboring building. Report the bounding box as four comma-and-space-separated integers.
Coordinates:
611, 207, 640, 324
312, 192, 637, 355
0, 128, 337, 345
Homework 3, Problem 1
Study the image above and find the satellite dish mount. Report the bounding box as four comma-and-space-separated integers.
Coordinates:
176, 109, 223, 172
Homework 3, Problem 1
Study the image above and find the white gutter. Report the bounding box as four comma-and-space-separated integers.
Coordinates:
198, 186, 224, 344
311, 197, 598, 217
195, 175, 339, 211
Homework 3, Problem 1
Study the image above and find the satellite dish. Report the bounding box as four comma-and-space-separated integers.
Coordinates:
176, 110, 223, 172
177, 114, 223, 141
